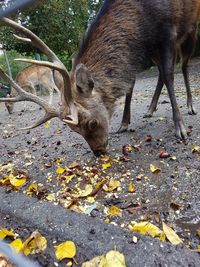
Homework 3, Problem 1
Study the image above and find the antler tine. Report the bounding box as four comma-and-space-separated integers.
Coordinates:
1, 17, 58, 63
20, 114, 56, 130
1, 17, 78, 122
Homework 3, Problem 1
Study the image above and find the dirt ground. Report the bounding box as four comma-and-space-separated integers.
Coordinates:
0, 59, 200, 265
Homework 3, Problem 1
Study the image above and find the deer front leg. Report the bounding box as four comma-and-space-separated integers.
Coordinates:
160, 43, 187, 140
117, 83, 134, 133
144, 71, 164, 118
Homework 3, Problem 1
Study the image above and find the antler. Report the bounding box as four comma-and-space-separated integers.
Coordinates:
0, 17, 78, 128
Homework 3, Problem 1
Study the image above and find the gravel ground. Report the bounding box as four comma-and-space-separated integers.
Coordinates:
0, 59, 200, 266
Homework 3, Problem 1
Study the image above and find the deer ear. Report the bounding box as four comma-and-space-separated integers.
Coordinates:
88, 119, 99, 131
75, 64, 94, 97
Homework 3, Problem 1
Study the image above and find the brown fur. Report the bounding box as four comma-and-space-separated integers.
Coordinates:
66, 0, 200, 154
5, 65, 62, 114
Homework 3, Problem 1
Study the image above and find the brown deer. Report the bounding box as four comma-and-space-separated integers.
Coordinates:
0, 0, 200, 156
5, 65, 63, 114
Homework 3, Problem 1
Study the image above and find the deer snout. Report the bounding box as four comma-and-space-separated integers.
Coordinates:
92, 139, 109, 157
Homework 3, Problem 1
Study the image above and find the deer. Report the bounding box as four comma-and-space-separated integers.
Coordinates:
5, 64, 63, 114
0, 0, 200, 156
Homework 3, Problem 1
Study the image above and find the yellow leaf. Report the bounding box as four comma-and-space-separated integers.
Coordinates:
67, 261, 73, 266
0, 228, 15, 240
78, 184, 93, 197
103, 180, 121, 192
130, 222, 163, 238
150, 164, 161, 174
9, 173, 26, 188
44, 120, 51, 128
81, 250, 126, 267
46, 193, 56, 202
22, 230, 47, 255
81, 255, 105, 267
106, 205, 122, 217
55, 241, 76, 260
27, 183, 38, 192
192, 145, 200, 153
162, 222, 183, 245
10, 238, 23, 252
104, 250, 126, 267
128, 181, 136, 193
56, 167, 65, 174
198, 245, 200, 253
159, 116, 165, 121
102, 163, 111, 169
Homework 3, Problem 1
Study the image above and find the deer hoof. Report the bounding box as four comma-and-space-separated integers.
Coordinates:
188, 106, 197, 115
117, 123, 128, 133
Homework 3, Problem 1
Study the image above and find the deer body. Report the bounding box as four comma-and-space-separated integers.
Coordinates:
1, 0, 200, 155
69, 0, 200, 153
5, 65, 62, 114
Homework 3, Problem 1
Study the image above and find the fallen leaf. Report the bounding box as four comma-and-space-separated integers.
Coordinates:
103, 180, 121, 192
55, 241, 76, 260
22, 230, 47, 255
192, 145, 200, 153
159, 116, 165, 121
10, 238, 23, 252
81, 250, 126, 267
78, 184, 93, 198
104, 250, 126, 267
44, 120, 51, 128
159, 150, 170, 158
122, 144, 132, 156
162, 222, 183, 245
9, 174, 27, 188
150, 164, 161, 174
106, 205, 122, 217
56, 167, 66, 175
130, 221, 163, 238
102, 163, 111, 169
128, 181, 136, 193
46, 193, 56, 202
0, 229, 15, 240
170, 156, 177, 161
81, 255, 105, 267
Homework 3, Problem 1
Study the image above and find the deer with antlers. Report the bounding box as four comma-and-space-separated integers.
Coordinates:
5, 64, 63, 114
0, 0, 200, 155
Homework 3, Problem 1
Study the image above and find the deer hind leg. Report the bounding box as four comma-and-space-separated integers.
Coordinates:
117, 81, 135, 133
180, 34, 196, 115
144, 67, 164, 118
159, 42, 187, 140
22, 83, 37, 111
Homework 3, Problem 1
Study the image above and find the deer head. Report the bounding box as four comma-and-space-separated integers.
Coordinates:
0, 18, 109, 156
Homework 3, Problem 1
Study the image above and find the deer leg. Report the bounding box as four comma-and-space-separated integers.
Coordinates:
144, 70, 164, 117
180, 35, 196, 115
117, 82, 134, 133
159, 43, 187, 140
48, 87, 54, 105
